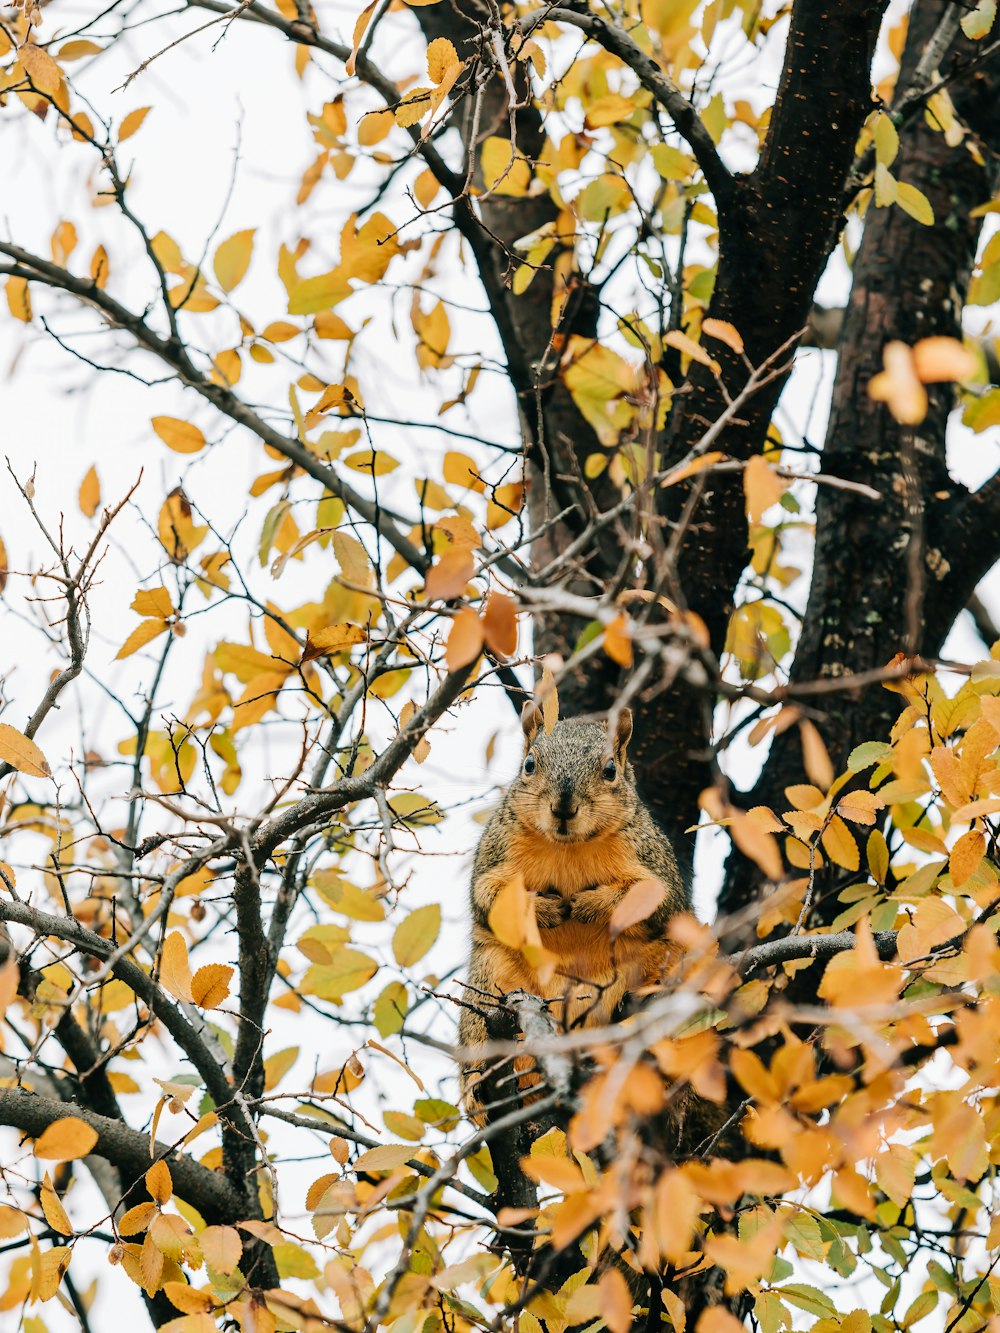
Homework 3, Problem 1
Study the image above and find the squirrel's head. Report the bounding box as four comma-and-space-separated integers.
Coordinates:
509, 705, 638, 843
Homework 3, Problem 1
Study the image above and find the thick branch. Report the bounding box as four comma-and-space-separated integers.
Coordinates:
0, 900, 237, 1129
0, 1088, 242, 1224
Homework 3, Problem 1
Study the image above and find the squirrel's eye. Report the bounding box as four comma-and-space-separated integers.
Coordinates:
602, 758, 616, 782
523, 754, 536, 776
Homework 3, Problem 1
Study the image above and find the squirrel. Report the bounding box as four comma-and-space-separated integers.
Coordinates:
458, 703, 689, 1113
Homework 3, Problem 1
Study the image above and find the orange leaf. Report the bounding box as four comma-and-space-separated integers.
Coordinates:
445, 607, 484, 670
40, 1174, 72, 1236
191, 963, 233, 1009
701, 318, 744, 355
950, 828, 985, 887
598, 1269, 634, 1333
152, 416, 206, 454
604, 614, 633, 668
145, 1159, 172, 1205
200, 1224, 243, 1274
609, 878, 664, 938
79, 465, 100, 517
0, 723, 51, 778
35, 1117, 99, 1161
424, 548, 474, 601
799, 720, 834, 791
482, 591, 518, 658
115, 618, 168, 660
913, 336, 977, 383
119, 106, 150, 140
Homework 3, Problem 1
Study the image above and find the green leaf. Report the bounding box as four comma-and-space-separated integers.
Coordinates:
849, 741, 892, 772
783, 1209, 824, 1260
961, 0, 996, 40
392, 904, 441, 968
775, 1284, 837, 1318
414, 1097, 459, 1131
373, 980, 409, 1038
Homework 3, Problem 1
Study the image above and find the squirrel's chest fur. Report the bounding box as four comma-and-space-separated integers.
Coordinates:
505, 826, 646, 894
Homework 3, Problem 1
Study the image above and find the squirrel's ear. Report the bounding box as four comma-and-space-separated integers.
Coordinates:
612, 708, 633, 759
521, 701, 542, 751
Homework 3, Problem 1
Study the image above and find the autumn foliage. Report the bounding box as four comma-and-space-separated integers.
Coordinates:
1, 0, 1000, 1331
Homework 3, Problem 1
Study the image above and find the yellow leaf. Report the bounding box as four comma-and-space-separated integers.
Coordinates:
152, 416, 206, 454
896, 181, 934, 226
427, 36, 459, 84
119, 1202, 157, 1235
79, 465, 100, 517
190, 963, 233, 1009
821, 814, 860, 871
40, 1174, 72, 1236
35, 1117, 98, 1161
132, 586, 174, 619
896, 896, 964, 961
0, 723, 51, 778
392, 904, 441, 968
119, 107, 151, 141
160, 932, 194, 1003
158, 488, 209, 562
345, 0, 378, 75
332, 530, 374, 588
163, 1281, 218, 1314
488, 875, 539, 951
599, 1269, 635, 1333
145, 1159, 173, 1205
481, 136, 531, 196
584, 94, 636, 128
57, 39, 104, 60
302, 623, 366, 660
20, 44, 62, 95
213, 229, 255, 293
6, 275, 31, 322
442, 450, 484, 491
263, 1046, 299, 1091
140, 1230, 165, 1295
115, 618, 168, 660
931, 1090, 987, 1180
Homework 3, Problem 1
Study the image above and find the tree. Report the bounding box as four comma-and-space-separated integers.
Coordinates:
1, 0, 999, 1328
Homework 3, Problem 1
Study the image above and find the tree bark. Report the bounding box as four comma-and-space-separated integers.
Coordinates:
720, 0, 1000, 921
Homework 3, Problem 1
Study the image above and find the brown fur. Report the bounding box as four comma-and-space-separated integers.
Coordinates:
458, 708, 688, 1112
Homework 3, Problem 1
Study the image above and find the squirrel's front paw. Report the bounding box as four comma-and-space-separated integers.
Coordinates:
535, 885, 571, 926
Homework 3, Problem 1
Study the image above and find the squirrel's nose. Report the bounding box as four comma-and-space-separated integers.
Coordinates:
551, 802, 578, 822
